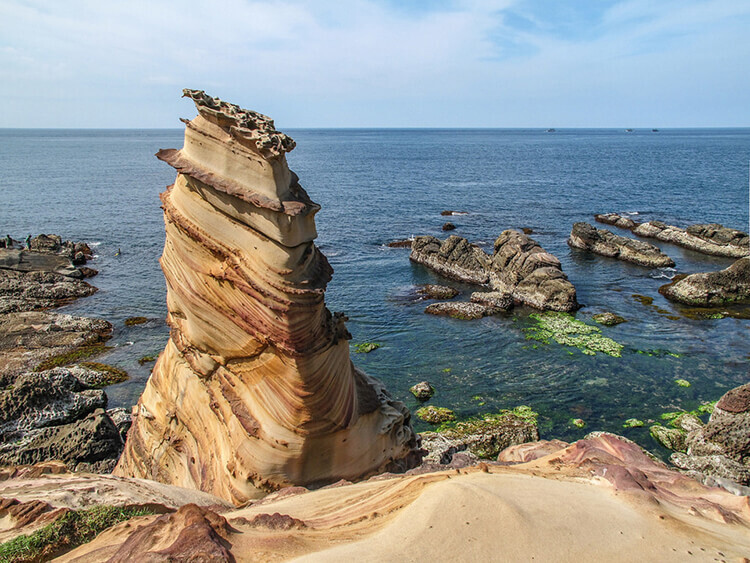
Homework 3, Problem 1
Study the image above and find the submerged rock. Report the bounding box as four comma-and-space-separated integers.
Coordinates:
416, 284, 459, 300
114, 90, 421, 504
410, 381, 435, 401
424, 301, 497, 320
568, 222, 675, 268
410, 230, 578, 312
416, 406, 456, 424
659, 257, 750, 306
592, 312, 627, 326
595, 213, 749, 258
442, 222, 456, 231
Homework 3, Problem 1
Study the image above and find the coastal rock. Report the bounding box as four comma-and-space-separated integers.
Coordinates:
497, 439, 569, 463
469, 291, 513, 310
0, 367, 125, 471
410, 231, 578, 311
594, 213, 749, 258
421, 411, 539, 462
114, 91, 420, 504
568, 222, 675, 268
592, 312, 626, 326
658, 257, 750, 306
410, 235, 490, 285
676, 383, 750, 485
386, 239, 413, 248
415, 406, 455, 424
0, 311, 112, 381
0, 269, 97, 313
649, 425, 686, 452
442, 222, 456, 231
416, 284, 459, 300
424, 301, 497, 319
409, 381, 434, 401
490, 230, 578, 311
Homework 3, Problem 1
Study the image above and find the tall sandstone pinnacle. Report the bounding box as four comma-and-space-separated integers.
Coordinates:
114, 90, 420, 504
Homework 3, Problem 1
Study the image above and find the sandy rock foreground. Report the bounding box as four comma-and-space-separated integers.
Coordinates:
2, 434, 748, 562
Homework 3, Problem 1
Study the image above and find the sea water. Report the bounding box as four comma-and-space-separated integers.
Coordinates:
1, 128, 748, 452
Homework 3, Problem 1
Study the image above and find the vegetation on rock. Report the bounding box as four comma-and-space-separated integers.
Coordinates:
353, 342, 381, 353
623, 418, 644, 428
78, 362, 129, 387
675, 379, 691, 388
123, 316, 148, 326
523, 312, 624, 357
416, 406, 456, 424
33, 345, 109, 371
0, 505, 157, 563
138, 355, 157, 365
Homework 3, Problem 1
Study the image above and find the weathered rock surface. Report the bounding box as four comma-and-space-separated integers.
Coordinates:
410, 235, 489, 285
421, 411, 539, 463
469, 290, 513, 310
410, 231, 578, 311
568, 222, 675, 268
669, 383, 750, 486
0, 269, 97, 313
0, 367, 125, 471
409, 381, 434, 401
592, 312, 627, 326
115, 90, 420, 504
0, 311, 112, 381
659, 257, 750, 306
595, 213, 749, 258
424, 301, 497, 319
416, 284, 458, 300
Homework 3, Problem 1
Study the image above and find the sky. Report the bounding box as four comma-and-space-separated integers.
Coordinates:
1, 0, 749, 128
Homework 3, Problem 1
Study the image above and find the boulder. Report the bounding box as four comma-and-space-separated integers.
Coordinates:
568, 222, 675, 268
659, 257, 750, 306
410, 235, 490, 285
416, 284, 459, 300
592, 312, 626, 326
410, 381, 435, 401
424, 301, 497, 320
442, 222, 456, 231
470, 291, 513, 310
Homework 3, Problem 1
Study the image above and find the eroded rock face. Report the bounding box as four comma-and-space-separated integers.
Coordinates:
114, 90, 420, 504
0, 269, 96, 314
594, 213, 749, 258
568, 222, 675, 268
659, 257, 750, 306
410, 231, 578, 311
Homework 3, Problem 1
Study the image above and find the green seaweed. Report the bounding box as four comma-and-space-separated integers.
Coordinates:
523, 312, 624, 357
353, 342, 381, 353
0, 505, 157, 563
78, 362, 129, 387
124, 316, 148, 326
138, 355, 157, 365
571, 418, 586, 429
416, 406, 456, 424
435, 405, 539, 435
33, 345, 110, 372
675, 379, 691, 388
623, 418, 644, 428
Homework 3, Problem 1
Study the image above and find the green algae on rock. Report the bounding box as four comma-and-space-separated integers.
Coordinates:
592, 312, 627, 326
416, 405, 456, 424
77, 362, 129, 387
675, 379, 691, 388
123, 316, 148, 326
649, 424, 687, 452
571, 418, 586, 429
623, 418, 644, 428
353, 342, 381, 353
523, 312, 624, 357
33, 345, 110, 371
138, 355, 157, 365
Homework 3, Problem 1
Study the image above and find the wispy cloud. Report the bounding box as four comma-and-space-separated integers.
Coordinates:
0, 0, 748, 126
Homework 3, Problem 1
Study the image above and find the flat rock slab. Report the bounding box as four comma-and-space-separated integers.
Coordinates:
568, 222, 675, 268
424, 301, 498, 319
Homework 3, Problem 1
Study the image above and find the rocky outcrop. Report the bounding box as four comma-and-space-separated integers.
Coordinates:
410, 231, 578, 311
416, 284, 458, 300
668, 383, 750, 487
595, 213, 749, 258
659, 257, 750, 306
568, 222, 675, 268
0, 269, 96, 313
0, 367, 125, 472
114, 90, 420, 504
424, 301, 498, 319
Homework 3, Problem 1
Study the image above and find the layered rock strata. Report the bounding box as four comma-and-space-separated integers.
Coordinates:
115, 90, 420, 503
568, 222, 675, 268
658, 257, 750, 306
410, 231, 578, 311
595, 213, 749, 258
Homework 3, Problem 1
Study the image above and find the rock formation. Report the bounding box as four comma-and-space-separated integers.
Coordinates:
658, 257, 750, 306
410, 231, 578, 311
568, 222, 675, 268
649, 383, 750, 489
595, 213, 749, 258
114, 90, 420, 504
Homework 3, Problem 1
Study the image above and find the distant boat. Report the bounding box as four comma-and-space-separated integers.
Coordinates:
625, 129, 634, 133
546, 128, 556, 133
652, 129, 659, 132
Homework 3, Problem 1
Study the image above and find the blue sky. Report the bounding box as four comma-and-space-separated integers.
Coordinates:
1, 0, 749, 127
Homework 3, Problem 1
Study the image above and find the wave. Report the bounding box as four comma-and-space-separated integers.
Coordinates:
650, 267, 677, 280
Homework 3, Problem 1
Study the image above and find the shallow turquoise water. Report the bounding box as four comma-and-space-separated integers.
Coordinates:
1, 128, 748, 452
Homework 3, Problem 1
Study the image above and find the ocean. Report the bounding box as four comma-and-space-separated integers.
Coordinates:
1, 128, 748, 452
